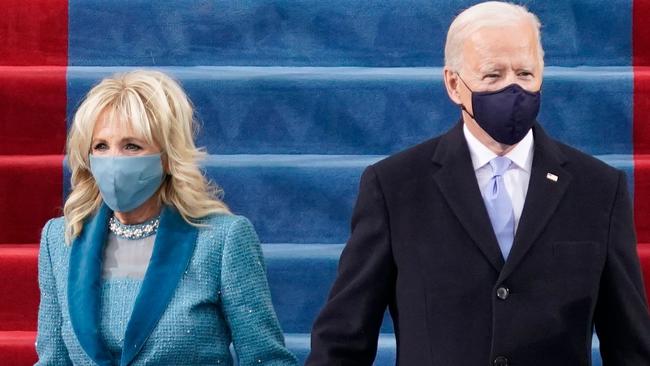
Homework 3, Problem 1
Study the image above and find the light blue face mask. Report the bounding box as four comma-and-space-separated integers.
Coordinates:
89, 153, 164, 213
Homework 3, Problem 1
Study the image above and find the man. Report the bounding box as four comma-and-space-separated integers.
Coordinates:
306, 2, 650, 365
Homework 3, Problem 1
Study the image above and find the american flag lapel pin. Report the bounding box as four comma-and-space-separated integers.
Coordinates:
546, 173, 558, 182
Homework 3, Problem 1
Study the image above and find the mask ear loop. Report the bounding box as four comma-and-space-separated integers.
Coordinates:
455, 72, 477, 120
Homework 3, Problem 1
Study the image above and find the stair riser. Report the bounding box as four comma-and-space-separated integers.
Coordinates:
67, 0, 631, 67
0, 157, 64, 244
60, 155, 636, 244
0, 68, 67, 155
65, 67, 633, 156
0, 155, 636, 244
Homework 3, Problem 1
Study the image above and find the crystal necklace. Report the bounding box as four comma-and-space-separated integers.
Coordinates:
109, 215, 160, 240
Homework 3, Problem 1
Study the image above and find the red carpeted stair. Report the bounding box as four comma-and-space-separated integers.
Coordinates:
0, 245, 39, 363
0, 1, 67, 364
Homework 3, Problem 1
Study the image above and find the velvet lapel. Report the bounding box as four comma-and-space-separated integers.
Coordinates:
120, 206, 198, 366
498, 124, 571, 281
68, 203, 114, 366
432, 121, 505, 273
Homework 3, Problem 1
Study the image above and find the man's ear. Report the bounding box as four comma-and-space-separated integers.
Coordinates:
443, 67, 462, 105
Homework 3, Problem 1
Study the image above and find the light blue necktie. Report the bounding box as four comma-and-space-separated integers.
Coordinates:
483, 156, 515, 259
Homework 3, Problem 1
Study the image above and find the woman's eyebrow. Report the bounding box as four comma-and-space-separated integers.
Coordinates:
90, 136, 146, 144
121, 137, 145, 143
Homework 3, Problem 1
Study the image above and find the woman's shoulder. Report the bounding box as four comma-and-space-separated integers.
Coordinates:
196, 213, 255, 234
39, 216, 69, 261
41, 216, 66, 244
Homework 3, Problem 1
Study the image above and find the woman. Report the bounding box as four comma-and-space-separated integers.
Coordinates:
36, 70, 298, 365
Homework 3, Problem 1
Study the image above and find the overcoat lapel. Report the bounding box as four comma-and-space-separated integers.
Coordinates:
498, 125, 571, 281
432, 122, 505, 273
68, 203, 114, 366
120, 206, 198, 366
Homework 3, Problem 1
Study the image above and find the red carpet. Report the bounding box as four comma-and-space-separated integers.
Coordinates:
0, 156, 64, 244
0, 0, 67, 66
0, 332, 38, 366
0, 67, 68, 155
0, 245, 39, 331
634, 0, 650, 243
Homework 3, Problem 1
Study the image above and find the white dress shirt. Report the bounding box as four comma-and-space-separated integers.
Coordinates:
463, 124, 534, 232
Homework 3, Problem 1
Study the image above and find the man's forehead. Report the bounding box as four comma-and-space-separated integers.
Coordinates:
462, 24, 540, 69
468, 23, 536, 48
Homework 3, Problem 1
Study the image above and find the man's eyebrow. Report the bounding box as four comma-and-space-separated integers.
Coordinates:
478, 63, 503, 73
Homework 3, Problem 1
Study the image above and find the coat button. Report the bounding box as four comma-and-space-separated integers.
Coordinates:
493, 356, 509, 366
496, 287, 510, 300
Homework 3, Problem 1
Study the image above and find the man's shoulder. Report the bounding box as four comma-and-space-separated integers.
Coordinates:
372, 135, 443, 175
553, 139, 620, 178
543, 136, 625, 195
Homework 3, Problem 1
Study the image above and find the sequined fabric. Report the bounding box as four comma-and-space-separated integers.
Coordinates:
35, 215, 298, 365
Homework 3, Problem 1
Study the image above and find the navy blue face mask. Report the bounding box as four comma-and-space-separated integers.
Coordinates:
457, 74, 541, 145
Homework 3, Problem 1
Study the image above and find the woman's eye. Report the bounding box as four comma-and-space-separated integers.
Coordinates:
92, 143, 108, 151
125, 143, 142, 151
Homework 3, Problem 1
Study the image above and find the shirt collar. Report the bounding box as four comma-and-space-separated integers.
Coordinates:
463, 123, 534, 173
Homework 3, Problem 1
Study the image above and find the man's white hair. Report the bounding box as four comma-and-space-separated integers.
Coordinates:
444, 1, 544, 71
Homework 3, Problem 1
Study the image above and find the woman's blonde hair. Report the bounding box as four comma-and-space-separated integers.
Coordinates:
64, 69, 230, 243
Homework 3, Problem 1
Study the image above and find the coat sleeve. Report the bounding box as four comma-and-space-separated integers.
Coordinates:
306, 166, 397, 366
219, 216, 298, 365
594, 170, 650, 364
34, 219, 72, 365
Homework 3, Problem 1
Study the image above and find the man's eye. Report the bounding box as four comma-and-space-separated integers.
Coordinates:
483, 74, 499, 80
518, 71, 533, 77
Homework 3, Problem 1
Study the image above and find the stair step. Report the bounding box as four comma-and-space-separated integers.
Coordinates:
0, 156, 63, 244
65, 0, 631, 67
0, 65, 634, 156
0, 331, 38, 366
0, 66, 634, 156
64, 66, 633, 156
0, 332, 605, 366
263, 244, 392, 333
0, 245, 39, 331
0, 67, 67, 155
5, 243, 650, 335
285, 333, 398, 365
0, 154, 639, 244
106, 153, 636, 244
2, 1, 67, 66
65, 154, 384, 244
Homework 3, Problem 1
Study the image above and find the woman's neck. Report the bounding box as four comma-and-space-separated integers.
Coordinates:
113, 195, 162, 224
